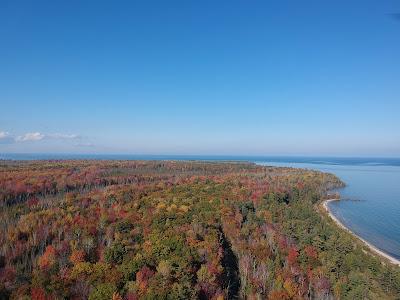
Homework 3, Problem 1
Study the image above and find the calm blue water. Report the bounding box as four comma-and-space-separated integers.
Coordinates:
1, 153, 400, 260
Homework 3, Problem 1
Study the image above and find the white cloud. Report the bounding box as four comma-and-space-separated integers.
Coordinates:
47, 133, 80, 139
16, 132, 45, 142
1, 131, 83, 144
0, 131, 10, 139
0, 131, 14, 144
16, 132, 81, 142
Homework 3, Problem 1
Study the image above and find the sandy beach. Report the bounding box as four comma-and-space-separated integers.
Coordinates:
323, 199, 400, 266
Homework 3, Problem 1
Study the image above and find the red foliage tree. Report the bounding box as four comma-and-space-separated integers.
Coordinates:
38, 245, 56, 270
287, 246, 299, 265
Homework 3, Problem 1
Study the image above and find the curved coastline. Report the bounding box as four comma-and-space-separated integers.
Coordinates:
323, 199, 400, 266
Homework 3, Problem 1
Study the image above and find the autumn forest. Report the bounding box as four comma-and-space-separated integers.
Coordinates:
0, 160, 399, 300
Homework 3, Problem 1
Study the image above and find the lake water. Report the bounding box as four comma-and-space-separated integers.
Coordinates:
1, 154, 399, 260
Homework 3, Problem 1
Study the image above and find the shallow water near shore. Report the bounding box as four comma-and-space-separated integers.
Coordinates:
1, 154, 400, 261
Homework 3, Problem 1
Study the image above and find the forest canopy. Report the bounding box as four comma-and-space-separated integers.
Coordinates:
0, 160, 399, 299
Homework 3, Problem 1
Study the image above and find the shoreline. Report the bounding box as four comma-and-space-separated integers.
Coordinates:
323, 199, 400, 266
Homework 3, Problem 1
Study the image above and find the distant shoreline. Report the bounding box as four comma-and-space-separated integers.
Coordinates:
323, 199, 400, 266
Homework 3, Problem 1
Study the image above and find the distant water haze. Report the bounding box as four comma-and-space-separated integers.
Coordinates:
1, 153, 399, 260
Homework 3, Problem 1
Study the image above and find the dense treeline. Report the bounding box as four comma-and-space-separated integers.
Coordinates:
0, 160, 398, 299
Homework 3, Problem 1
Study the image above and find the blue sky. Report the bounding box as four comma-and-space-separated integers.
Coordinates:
1, 1, 399, 156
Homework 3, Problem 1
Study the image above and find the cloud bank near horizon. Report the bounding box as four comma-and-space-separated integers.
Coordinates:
0, 130, 82, 144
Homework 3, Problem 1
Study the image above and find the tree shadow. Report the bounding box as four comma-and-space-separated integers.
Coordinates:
219, 227, 240, 299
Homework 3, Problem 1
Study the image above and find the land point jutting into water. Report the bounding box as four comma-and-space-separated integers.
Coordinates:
257, 157, 400, 265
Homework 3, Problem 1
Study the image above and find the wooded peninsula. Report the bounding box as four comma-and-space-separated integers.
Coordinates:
0, 160, 399, 299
